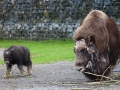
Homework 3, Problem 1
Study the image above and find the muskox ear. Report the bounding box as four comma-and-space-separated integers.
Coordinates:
89, 36, 95, 45
76, 37, 83, 41
3, 50, 6, 55
11, 49, 14, 54
3, 50, 6, 53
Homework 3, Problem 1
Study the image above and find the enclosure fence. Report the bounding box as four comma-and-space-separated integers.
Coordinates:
0, 0, 120, 40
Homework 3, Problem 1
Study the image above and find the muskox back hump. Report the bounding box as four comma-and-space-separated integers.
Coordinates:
8, 45, 31, 65
73, 10, 120, 80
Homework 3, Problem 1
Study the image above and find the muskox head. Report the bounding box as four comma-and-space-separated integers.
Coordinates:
74, 38, 110, 80
3, 49, 14, 65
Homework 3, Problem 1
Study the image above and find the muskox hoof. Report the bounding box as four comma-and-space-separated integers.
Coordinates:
28, 70, 32, 75
108, 72, 115, 80
20, 72, 25, 77
4, 75, 10, 78
21, 74, 25, 77
28, 72, 32, 75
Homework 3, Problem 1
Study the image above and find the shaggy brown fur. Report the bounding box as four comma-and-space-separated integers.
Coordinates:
3, 45, 32, 78
73, 10, 120, 80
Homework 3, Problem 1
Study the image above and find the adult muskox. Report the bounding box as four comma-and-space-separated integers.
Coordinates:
3, 45, 32, 78
73, 10, 120, 80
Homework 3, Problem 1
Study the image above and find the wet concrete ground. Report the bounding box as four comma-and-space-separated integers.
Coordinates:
0, 61, 119, 90
0, 48, 120, 90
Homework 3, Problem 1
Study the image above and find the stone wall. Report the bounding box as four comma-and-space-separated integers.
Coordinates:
0, 0, 120, 40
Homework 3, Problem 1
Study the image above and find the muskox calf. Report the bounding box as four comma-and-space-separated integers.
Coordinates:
73, 10, 120, 80
3, 45, 32, 78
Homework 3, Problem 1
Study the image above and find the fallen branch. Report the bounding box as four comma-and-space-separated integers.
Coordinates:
83, 71, 120, 83
100, 65, 112, 81
83, 71, 112, 80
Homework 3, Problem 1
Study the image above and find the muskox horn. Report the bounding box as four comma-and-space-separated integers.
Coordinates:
75, 39, 87, 48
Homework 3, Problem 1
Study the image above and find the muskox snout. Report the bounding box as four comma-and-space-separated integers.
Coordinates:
5, 61, 9, 64
76, 66, 85, 72
75, 60, 86, 72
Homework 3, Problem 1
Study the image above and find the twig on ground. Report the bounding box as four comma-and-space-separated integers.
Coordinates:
83, 71, 120, 84
100, 65, 112, 81
84, 71, 112, 80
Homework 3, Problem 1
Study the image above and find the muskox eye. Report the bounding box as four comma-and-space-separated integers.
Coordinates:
81, 48, 87, 53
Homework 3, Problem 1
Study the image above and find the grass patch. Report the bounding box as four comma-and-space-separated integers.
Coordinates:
0, 39, 75, 64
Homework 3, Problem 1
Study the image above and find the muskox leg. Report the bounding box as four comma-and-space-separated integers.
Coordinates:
4, 65, 12, 78
106, 67, 115, 79
17, 65, 25, 76
27, 61, 32, 75
27, 64, 32, 75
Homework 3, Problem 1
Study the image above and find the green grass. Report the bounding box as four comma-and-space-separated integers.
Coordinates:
0, 39, 75, 64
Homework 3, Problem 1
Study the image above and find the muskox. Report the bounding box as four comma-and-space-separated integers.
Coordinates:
73, 10, 120, 80
3, 45, 32, 78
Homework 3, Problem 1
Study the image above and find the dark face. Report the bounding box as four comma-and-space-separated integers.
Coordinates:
3, 50, 12, 65
74, 39, 92, 72
74, 39, 109, 80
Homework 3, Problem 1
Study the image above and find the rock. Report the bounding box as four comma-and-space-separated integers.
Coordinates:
43, 9, 49, 18
0, 0, 119, 40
